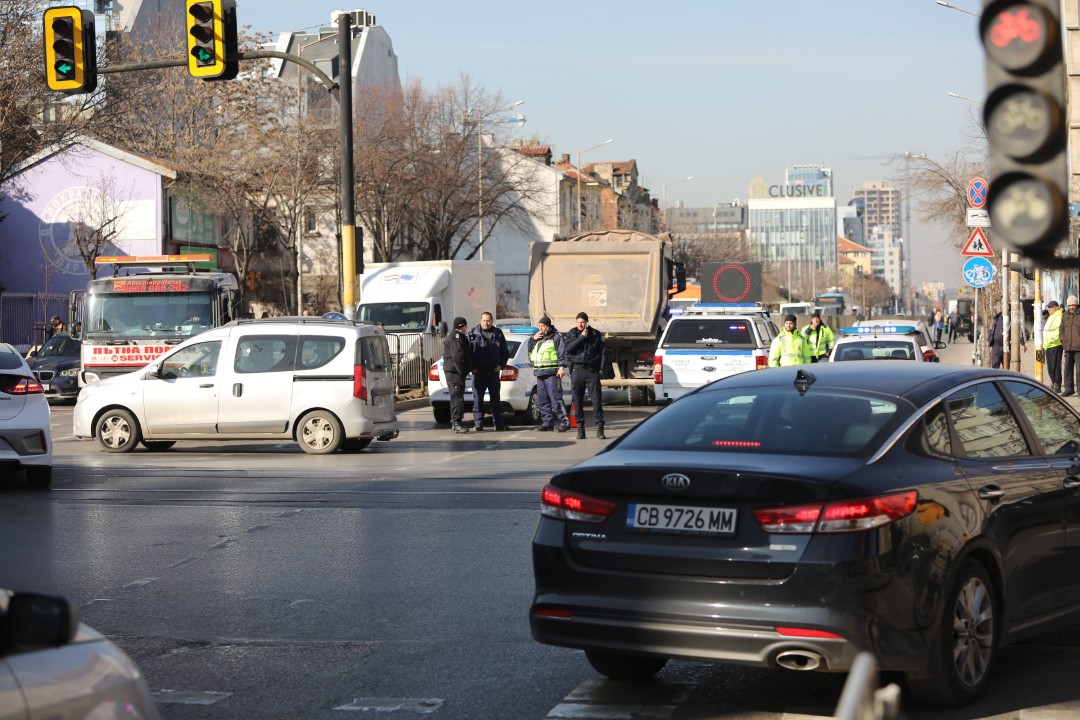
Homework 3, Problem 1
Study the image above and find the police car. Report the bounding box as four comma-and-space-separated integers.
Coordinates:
653, 303, 778, 405
853, 318, 943, 361
427, 326, 571, 426
830, 325, 936, 362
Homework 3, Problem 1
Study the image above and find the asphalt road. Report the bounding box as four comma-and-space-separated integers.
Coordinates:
4, 367, 1080, 719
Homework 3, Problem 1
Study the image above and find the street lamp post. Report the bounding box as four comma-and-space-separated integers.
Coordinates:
477, 100, 524, 260
661, 176, 694, 232
576, 138, 613, 232
935, 1, 979, 17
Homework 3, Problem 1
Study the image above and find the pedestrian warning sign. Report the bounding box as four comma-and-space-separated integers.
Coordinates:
961, 227, 994, 257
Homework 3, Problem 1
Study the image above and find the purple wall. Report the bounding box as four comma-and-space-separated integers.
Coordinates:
0, 142, 166, 296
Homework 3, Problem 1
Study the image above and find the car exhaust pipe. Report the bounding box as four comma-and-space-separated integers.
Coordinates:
775, 649, 824, 671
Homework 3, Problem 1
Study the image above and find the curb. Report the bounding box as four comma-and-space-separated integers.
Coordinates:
395, 397, 429, 412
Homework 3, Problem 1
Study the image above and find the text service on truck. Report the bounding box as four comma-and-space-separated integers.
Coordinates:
69, 255, 240, 384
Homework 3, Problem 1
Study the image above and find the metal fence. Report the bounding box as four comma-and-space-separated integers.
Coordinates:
385, 331, 442, 392
1, 293, 70, 353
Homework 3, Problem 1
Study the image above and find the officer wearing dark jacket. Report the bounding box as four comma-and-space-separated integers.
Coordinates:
468, 311, 510, 431
442, 317, 474, 433
564, 311, 608, 440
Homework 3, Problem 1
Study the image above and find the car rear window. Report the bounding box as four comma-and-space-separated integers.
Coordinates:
358, 335, 392, 372
619, 387, 902, 455
834, 341, 917, 361
0, 349, 23, 370
662, 319, 756, 347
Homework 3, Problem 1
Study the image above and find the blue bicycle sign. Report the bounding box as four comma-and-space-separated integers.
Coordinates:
963, 257, 995, 288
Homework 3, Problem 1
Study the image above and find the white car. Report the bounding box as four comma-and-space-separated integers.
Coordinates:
854, 318, 943, 361
1, 588, 160, 720
74, 317, 398, 454
830, 325, 931, 362
0, 343, 52, 488
428, 326, 570, 426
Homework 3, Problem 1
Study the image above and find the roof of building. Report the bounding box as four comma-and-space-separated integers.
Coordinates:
837, 236, 871, 253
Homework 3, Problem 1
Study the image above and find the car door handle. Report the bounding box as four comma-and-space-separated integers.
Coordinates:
1064, 476, 1080, 490
233, 383, 243, 397
199, 383, 215, 389
978, 485, 1005, 501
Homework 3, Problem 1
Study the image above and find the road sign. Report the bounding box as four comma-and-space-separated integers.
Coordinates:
966, 207, 991, 228
967, 177, 988, 208
963, 256, 996, 288
322, 312, 347, 320
961, 227, 995, 257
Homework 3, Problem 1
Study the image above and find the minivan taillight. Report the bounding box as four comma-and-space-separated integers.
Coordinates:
755, 354, 768, 370
752, 491, 917, 534
0, 376, 44, 395
540, 484, 618, 523
653, 355, 663, 384
353, 365, 368, 400
428, 363, 440, 381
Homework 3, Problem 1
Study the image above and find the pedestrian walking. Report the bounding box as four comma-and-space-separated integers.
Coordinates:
769, 314, 811, 367
948, 308, 960, 343
800, 311, 834, 362
1060, 296, 1080, 396
934, 309, 944, 344
564, 311, 608, 439
1042, 300, 1063, 392
988, 310, 1026, 370
442, 316, 474, 433
468, 311, 510, 431
528, 315, 569, 432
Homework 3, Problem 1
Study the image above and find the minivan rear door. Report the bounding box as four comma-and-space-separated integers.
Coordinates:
359, 335, 395, 421
218, 330, 299, 433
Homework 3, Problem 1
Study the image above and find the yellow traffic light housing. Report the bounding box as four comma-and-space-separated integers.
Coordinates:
43, 6, 97, 94
185, 0, 238, 80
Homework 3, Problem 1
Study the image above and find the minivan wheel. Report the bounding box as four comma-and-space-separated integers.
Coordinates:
96, 409, 141, 453
297, 411, 344, 454
905, 559, 997, 706
141, 440, 176, 451
585, 650, 667, 681
342, 437, 373, 452
25, 465, 52, 489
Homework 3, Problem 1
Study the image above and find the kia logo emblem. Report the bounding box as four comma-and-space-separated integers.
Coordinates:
661, 473, 691, 491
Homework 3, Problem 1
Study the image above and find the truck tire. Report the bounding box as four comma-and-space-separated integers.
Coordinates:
628, 386, 649, 406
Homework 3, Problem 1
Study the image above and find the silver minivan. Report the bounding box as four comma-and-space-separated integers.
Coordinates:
73, 317, 398, 454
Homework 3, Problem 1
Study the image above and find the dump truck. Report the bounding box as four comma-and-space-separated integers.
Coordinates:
528, 230, 685, 405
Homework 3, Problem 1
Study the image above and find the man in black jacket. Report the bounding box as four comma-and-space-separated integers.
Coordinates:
564, 311, 608, 439
443, 317, 473, 433
468, 312, 510, 431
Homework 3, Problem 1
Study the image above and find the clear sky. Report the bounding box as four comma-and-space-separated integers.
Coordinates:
247, 0, 987, 290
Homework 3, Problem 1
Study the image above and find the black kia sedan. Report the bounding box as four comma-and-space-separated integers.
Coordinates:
530, 362, 1080, 706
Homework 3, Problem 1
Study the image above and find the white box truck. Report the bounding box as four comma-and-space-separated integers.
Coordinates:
355, 261, 496, 386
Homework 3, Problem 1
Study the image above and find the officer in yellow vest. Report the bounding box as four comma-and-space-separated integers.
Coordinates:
801, 311, 835, 363
1043, 300, 1063, 392
769, 314, 812, 367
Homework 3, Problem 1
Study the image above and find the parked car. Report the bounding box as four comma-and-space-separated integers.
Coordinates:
0, 343, 51, 488
531, 362, 1080, 706
0, 587, 160, 720
25, 332, 81, 402
855, 318, 943, 361
428, 326, 570, 425
652, 303, 777, 405
73, 317, 398, 454
830, 325, 932, 362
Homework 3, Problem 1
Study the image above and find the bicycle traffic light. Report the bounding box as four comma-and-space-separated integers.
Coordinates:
980, 0, 1069, 260
43, 6, 97, 94
185, 0, 238, 81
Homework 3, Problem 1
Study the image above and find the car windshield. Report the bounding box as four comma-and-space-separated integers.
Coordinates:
37, 335, 80, 357
619, 386, 906, 455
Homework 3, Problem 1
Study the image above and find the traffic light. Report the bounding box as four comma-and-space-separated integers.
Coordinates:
980, 0, 1069, 260
185, 0, 238, 81
43, 6, 97, 94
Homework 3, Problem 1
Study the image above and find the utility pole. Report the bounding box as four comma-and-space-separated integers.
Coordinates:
338, 13, 358, 315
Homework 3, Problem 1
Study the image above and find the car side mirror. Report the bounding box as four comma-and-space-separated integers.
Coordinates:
145, 364, 162, 379
3, 591, 79, 650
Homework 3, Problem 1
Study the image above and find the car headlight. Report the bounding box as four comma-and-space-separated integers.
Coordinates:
60, 368, 79, 377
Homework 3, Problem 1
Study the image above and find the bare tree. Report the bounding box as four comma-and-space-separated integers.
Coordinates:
68, 170, 135, 276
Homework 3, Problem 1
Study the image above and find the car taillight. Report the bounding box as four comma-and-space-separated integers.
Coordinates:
0, 376, 44, 395
353, 364, 368, 400
540, 483, 618, 523
500, 365, 519, 381
755, 354, 768, 369
653, 355, 663, 384
428, 363, 440, 381
752, 490, 917, 534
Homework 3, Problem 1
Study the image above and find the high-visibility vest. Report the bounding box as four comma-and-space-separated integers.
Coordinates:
769, 330, 811, 367
1044, 311, 1062, 349
801, 323, 834, 357
530, 336, 560, 370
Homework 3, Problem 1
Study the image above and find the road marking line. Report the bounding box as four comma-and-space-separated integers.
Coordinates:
154, 690, 232, 705
333, 697, 444, 713
122, 577, 157, 588
547, 703, 676, 719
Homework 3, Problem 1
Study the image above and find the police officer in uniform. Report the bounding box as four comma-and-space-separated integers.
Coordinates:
442, 317, 474, 433
769, 314, 811, 367
801, 311, 834, 362
528, 316, 569, 432
564, 311, 608, 440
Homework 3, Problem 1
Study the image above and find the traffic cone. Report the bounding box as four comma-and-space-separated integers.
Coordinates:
568, 404, 577, 428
